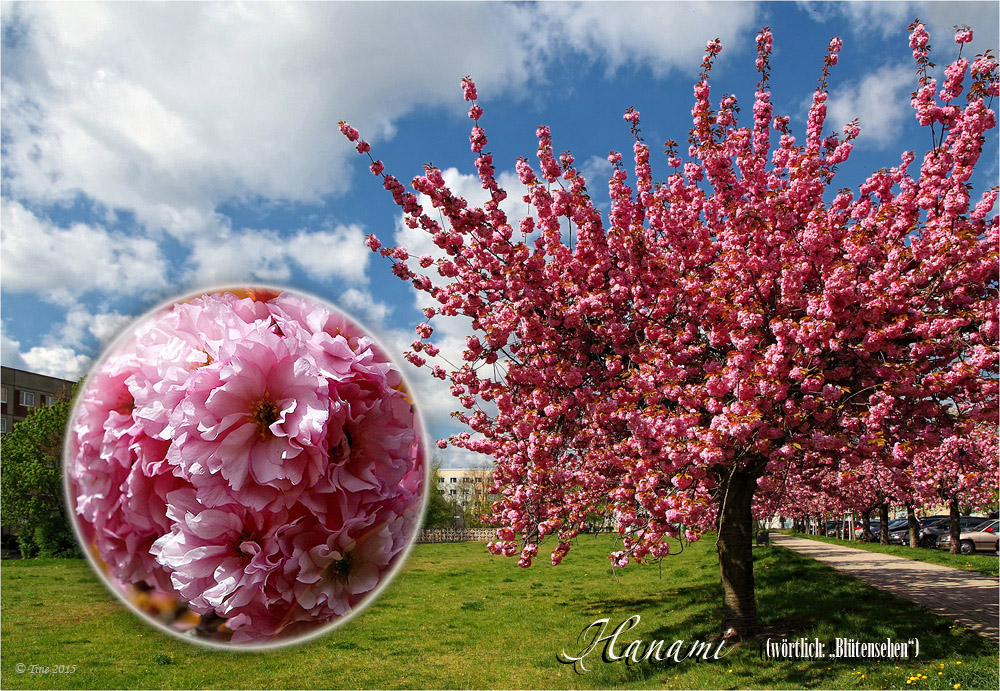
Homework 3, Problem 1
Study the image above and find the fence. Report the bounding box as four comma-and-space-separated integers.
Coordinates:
416, 528, 496, 543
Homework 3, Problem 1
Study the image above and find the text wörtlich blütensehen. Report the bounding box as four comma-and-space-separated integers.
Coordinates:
759, 637, 920, 660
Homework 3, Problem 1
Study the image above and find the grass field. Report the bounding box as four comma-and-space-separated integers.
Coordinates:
784, 533, 999, 577
1, 535, 997, 690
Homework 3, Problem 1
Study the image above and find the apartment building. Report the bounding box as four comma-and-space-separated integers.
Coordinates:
436, 468, 493, 508
0, 366, 77, 435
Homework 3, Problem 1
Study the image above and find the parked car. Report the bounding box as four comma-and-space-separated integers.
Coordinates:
886, 517, 909, 532
887, 515, 950, 546
937, 519, 999, 554
824, 521, 845, 537
868, 517, 908, 540
920, 516, 991, 548
856, 520, 881, 541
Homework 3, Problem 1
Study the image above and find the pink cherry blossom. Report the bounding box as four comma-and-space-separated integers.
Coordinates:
341, 22, 996, 638
67, 288, 426, 646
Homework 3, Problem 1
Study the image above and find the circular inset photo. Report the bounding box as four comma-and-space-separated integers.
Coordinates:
64, 287, 427, 648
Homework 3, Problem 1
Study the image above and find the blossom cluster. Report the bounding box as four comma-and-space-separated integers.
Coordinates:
67, 289, 425, 645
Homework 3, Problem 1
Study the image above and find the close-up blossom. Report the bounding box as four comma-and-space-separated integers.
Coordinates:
66, 288, 426, 647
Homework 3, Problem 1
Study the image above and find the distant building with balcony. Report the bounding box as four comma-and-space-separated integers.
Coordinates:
0, 366, 77, 435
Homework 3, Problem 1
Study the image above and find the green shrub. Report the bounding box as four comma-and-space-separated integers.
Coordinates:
1, 396, 81, 558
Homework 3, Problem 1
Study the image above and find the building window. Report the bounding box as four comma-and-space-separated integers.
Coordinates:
45, 395, 59, 407
450, 477, 457, 483
449, 489, 456, 495
0, 418, 6, 433
1, 387, 6, 404
20, 391, 35, 407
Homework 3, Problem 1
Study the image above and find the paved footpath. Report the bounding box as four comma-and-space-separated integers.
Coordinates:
770, 534, 999, 641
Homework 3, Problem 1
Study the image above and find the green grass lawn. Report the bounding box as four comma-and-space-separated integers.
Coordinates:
1, 535, 997, 690
782, 533, 999, 577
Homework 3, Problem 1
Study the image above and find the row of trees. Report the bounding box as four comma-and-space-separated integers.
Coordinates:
343, 21, 997, 637
0, 395, 491, 553
3, 399, 500, 560
6, 394, 985, 554
2, 399, 987, 557
757, 423, 998, 553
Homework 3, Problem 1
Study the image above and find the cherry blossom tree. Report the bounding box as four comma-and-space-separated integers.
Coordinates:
341, 23, 997, 637
845, 457, 910, 544
910, 422, 998, 552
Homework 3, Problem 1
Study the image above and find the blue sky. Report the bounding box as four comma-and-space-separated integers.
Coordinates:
2, 1, 997, 465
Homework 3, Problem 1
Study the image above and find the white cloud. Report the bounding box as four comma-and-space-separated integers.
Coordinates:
1, 331, 30, 371
579, 154, 614, 199
88, 310, 132, 346
49, 306, 97, 349
799, 1, 998, 53
1, 2, 761, 238
185, 228, 293, 285
1, 326, 90, 380
22, 346, 91, 381
286, 225, 370, 283
797, 2, 998, 150
826, 64, 914, 148
338, 287, 393, 329
185, 224, 371, 286
435, 446, 498, 470
536, 1, 761, 77
798, 0, 914, 37
919, 1, 999, 58
47, 304, 130, 349
0, 201, 169, 299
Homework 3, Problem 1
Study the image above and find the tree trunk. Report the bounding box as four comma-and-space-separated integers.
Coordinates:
861, 509, 874, 542
949, 496, 961, 555
717, 468, 759, 638
906, 504, 919, 548
879, 502, 890, 545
